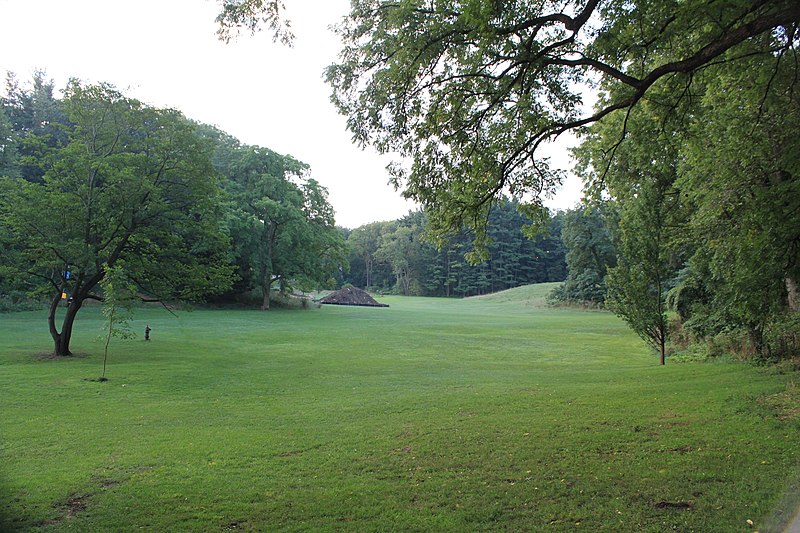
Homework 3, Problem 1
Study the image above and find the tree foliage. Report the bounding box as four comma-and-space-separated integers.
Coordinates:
675, 45, 800, 354
205, 128, 347, 308
342, 201, 566, 296
215, 0, 293, 44
324, 0, 799, 247
573, 14, 799, 360
0, 80, 233, 354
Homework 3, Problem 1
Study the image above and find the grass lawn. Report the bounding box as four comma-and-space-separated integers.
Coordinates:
1, 283, 799, 531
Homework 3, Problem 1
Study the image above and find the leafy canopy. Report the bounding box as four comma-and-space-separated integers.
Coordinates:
324, 0, 798, 249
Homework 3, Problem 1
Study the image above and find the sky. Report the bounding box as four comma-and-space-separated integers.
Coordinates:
0, 0, 583, 228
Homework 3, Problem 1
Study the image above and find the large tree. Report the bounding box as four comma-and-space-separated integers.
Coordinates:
217, 140, 346, 309
321, 0, 797, 244
0, 81, 232, 356
217, 0, 798, 248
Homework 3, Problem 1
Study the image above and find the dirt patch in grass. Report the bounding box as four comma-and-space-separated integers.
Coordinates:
91, 475, 121, 489
758, 381, 800, 421
43, 493, 89, 527
652, 500, 694, 510
44, 475, 125, 527
668, 445, 695, 454
64, 495, 88, 517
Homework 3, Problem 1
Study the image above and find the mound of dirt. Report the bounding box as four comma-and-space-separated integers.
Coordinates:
319, 287, 389, 308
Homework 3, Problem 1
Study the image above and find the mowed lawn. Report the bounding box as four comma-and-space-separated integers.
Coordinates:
1, 284, 799, 532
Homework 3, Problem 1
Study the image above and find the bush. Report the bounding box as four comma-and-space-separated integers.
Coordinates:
0, 293, 45, 313
765, 312, 800, 359
270, 292, 321, 310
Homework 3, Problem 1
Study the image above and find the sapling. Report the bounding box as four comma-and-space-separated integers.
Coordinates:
98, 264, 136, 381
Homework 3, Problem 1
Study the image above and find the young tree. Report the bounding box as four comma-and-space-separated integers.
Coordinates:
574, 81, 685, 363
98, 263, 136, 380
0, 81, 232, 356
605, 180, 675, 365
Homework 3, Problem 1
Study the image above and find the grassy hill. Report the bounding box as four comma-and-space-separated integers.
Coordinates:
467, 281, 559, 307
1, 285, 798, 531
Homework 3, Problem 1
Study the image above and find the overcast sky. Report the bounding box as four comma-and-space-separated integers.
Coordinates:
0, 0, 582, 228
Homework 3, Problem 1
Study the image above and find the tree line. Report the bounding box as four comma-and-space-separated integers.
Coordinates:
548, 34, 799, 363
340, 203, 566, 297
0, 73, 346, 355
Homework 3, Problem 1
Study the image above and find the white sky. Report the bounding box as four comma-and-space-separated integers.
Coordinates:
0, 0, 583, 228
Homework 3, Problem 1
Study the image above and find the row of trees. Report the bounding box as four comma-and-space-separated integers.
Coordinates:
0, 74, 346, 355
341, 201, 566, 297
549, 34, 800, 363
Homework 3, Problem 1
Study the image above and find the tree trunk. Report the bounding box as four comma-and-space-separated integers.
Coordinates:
787, 276, 798, 312
49, 294, 83, 356
260, 221, 277, 311
748, 325, 765, 356
261, 279, 272, 310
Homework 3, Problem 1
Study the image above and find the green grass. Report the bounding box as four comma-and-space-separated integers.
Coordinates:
1, 283, 799, 531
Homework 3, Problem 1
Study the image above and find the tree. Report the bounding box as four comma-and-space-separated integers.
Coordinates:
605, 180, 676, 365
0, 81, 232, 356
98, 263, 136, 380
345, 220, 398, 291
0, 106, 16, 177
321, 0, 797, 244
229, 154, 306, 310
283, 177, 348, 294
1, 71, 68, 183
377, 223, 418, 295
573, 80, 687, 363
347, 221, 386, 289
215, 0, 293, 44
549, 207, 616, 306
219, 141, 346, 309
